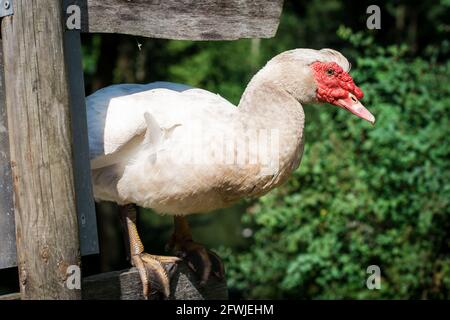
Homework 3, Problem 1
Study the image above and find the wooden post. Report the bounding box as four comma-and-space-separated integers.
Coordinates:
0, 39, 16, 270
1, 0, 81, 299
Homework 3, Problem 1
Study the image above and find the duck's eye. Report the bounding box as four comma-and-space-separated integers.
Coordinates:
326, 69, 335, 76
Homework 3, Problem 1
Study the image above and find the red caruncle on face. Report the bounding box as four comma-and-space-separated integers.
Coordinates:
311, 61, 363, 104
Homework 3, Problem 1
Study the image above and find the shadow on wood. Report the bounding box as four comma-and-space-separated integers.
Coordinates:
82, 261, 228, 300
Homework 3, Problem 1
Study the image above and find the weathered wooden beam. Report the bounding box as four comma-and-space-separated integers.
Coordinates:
0, 292, 21, 300
63, 13, 99, 258
0, 39, 16, 270
82, 262, 228, 300
1, 0, 81, 299
68, 0, 284, 40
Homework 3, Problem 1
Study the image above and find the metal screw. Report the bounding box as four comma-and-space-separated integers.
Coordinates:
4, 1, 10, 10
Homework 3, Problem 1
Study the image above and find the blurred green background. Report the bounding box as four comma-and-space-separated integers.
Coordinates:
1, 0, 449, 299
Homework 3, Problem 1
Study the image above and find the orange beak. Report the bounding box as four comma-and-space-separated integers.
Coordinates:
335, 93, 375, 124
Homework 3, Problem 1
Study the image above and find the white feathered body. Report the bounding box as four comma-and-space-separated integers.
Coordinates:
87, 82, 304, 215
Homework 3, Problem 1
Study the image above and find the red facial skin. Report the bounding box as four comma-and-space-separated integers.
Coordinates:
311, 61, 375, 124
311, 61, 363, 104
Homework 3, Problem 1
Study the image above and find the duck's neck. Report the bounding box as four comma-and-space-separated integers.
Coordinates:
237, 70, 306, 185
238, 64, 305, 126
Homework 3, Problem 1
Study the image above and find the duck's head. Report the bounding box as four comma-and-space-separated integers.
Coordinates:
265, 48, 375, 124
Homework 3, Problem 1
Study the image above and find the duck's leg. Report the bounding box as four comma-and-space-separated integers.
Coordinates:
167, 216, 225, 285
119, 204, 180, 299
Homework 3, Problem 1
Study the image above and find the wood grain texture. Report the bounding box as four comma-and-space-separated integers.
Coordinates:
0, 39, 16, 270
67, 0, 284, 40
83, 262, 228, 300
1, 0, 81, 299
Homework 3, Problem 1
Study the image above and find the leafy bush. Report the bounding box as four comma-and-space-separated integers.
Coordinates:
220, 30, 450, 299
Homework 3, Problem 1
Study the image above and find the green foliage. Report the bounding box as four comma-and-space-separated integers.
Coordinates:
219, 31, 450, 299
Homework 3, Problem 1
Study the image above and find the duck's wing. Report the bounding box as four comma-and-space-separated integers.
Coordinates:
87, 82, 236, 169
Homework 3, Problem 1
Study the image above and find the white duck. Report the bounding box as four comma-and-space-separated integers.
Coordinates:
87, 48, 375, 298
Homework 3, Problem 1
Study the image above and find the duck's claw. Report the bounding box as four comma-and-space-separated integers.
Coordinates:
168, 240, 225, 286
132, 253, 181, 299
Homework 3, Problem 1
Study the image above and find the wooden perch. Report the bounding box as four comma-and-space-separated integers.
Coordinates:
82, 261, 228, 300
0, 262, 228, 300
68, 0, 284, 40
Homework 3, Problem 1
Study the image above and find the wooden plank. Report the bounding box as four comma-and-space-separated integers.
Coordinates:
0, 39, 16, 270
82, 262, 228, 300
63, 22, 99, 257
68, 0, 284, 40
0, 293, 21, 300
1, 0, 81, 299
2, 263, 228, 300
